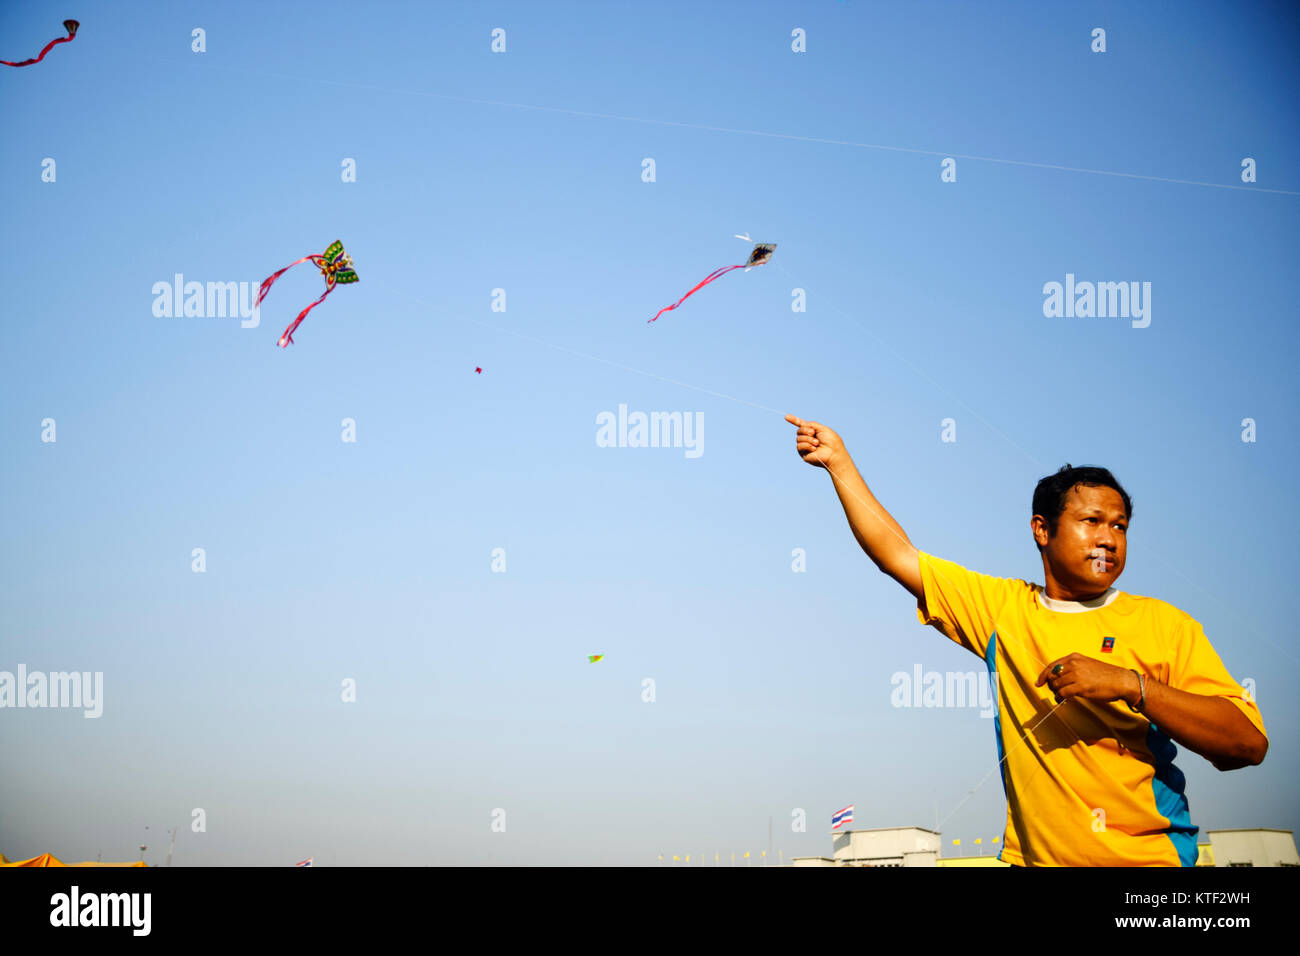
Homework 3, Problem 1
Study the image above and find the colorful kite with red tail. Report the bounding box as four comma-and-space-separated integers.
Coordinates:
2, 20, 79, 68
648, 242, 776, 324
256, 240, 359, 347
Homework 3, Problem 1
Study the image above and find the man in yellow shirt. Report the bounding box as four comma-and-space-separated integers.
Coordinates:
786, 414, 1268, 867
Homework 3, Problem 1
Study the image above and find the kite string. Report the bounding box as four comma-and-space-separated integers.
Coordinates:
177, 58, 1300, 197
932, 696, 1076, 835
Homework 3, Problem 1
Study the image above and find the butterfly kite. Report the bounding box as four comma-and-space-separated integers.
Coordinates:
588, 655, 604, 663
2, 20, 79, 68
256, 240, 359, 347
648, 242, 776, 323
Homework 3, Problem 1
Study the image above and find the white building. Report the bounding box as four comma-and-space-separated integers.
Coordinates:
792, 827, 941, 867
791, 825, 1299, 867
1205, 829, 1300, 867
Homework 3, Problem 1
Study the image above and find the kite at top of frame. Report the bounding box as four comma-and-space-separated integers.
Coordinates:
2, 20, 79, 68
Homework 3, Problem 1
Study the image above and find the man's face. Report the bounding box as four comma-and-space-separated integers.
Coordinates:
1034, 484, 1128, 594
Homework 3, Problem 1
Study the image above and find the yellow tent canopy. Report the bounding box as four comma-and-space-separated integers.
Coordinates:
0, 852, 146, 867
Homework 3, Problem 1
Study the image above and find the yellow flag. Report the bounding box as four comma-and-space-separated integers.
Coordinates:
974, 838, 982, 845
685, 854, 691, 863
952, 839, 961, 846
743, 851, 750, 858
714, 852, 719, 864
993, 836, 1000, 843
672, 855, 680, 861
761, 851, 766, 858
658, 854, 663, 862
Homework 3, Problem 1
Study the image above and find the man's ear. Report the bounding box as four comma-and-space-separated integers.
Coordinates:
1030, 516, 1049, 549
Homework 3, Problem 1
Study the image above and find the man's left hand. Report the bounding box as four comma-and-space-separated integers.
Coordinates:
1035, 653, 1139, 706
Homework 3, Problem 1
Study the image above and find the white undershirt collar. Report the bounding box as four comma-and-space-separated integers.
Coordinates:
1035, 586, 1120, 612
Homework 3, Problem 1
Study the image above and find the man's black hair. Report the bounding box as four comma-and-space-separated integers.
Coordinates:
1032, 465, 1133, 552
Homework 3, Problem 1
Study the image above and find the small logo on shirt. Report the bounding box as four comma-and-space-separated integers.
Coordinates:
1101, 636, 1116, 654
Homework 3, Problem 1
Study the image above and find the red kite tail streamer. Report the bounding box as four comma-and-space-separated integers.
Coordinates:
277, 284, 335, 348
647, 264, 746, 324
2, 20, 79, 68
254, 255, 322, 310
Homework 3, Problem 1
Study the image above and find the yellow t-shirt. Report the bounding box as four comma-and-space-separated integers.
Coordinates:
915, 551, 1266, 867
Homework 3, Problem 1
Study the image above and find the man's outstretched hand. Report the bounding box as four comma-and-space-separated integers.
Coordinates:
786, 414, 847, 471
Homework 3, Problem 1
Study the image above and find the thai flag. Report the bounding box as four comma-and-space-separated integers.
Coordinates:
294, 857, 313, 867
831, 805, 854, 830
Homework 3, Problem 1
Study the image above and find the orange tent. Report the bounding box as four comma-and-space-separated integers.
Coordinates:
0, 853, 146, 867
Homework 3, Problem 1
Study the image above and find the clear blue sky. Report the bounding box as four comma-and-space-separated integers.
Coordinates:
1, 0, 1296, 865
